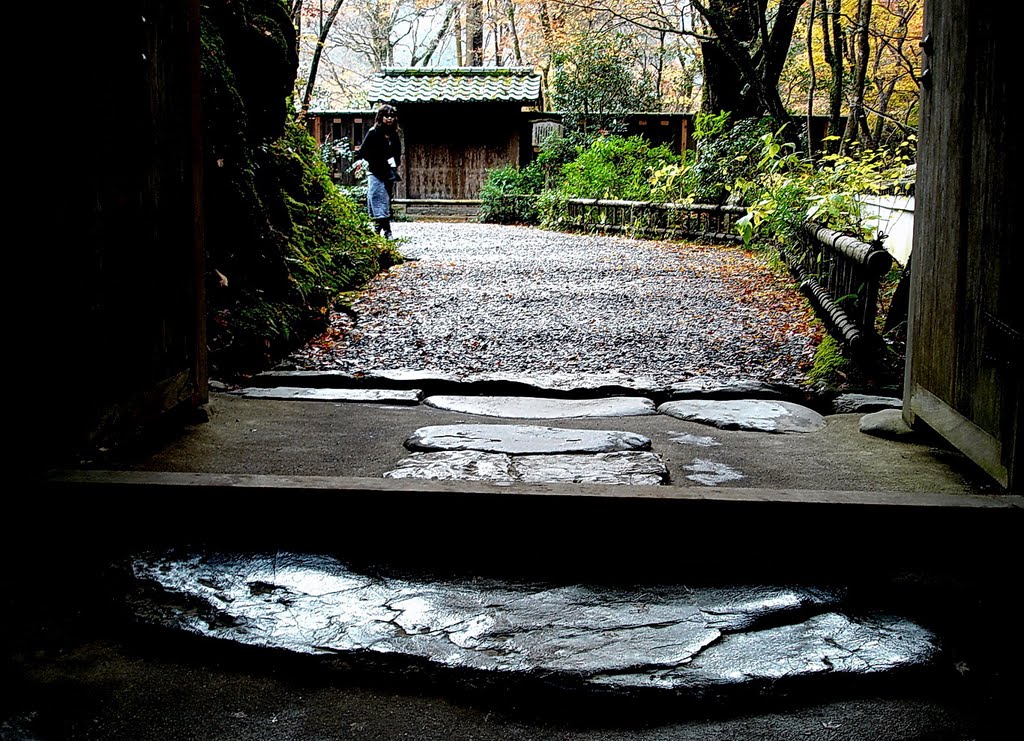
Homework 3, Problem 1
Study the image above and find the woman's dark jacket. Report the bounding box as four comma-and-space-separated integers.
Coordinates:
358, 125, 401, 181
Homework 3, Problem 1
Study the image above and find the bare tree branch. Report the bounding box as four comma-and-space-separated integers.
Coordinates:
300, 0, 346, 116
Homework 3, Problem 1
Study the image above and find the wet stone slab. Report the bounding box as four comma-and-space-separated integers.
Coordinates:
466, 372, 664, 396
658, 399, 827, 434
384, 450, 668, 485
233, 386, 422, 404
666, 377, 801, 401
405, 424, 652, 454
422, 395, 657, 419
128, 551, 938, 697
832, 393, 904, 413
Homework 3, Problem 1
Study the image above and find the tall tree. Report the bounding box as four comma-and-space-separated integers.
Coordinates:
692, 0, 806, 136
466, 0, 484, 63
819, 0, 844, 152
840, 0, 873, 150
299, 0, 347, 116
552, 33, 658, 133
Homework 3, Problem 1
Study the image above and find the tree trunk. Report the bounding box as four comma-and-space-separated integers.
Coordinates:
300, 0, 345, 116
821, 0, 844, 154
805, 0, 817, 157
466, 0, 483, 65
506, 0, 523, 65
841, 0, 874, 153
698, 0, 756, 116
694, 0, 805, 142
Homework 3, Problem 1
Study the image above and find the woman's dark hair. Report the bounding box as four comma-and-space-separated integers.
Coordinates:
375, 105, 398, 126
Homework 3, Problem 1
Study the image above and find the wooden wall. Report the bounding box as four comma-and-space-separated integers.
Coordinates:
34, 1, 206, 470
906, 0, 1020, 490
397, 102, 524, 200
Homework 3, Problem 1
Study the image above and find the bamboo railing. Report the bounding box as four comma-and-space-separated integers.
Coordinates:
564, 199, 747, 243
785, 222, 894, 352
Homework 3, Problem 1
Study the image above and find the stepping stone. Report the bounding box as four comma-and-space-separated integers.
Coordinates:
233, 386, 422, 404
667, 377, 799, 401
469, 371, 662, 395
422, 395, 656, 418
658, 399, 826, 433
859, 408, 916, 439
384, 450, 667, 486
515, 451, 667, 485
248, 370, 357, 387
832, 393, 903, 414
404, 424, 651, 454
683, 458, 746, 486
384, 450, 515, 483
130, 551, 938, 696
364, 369, 460, 384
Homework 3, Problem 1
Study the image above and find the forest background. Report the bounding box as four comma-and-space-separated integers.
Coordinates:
293, 0, 922, 154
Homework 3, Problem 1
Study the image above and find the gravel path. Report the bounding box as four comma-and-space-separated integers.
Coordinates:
288, 222, 822, 387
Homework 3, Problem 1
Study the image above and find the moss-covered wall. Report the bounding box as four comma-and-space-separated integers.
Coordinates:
200, 0, 400, 377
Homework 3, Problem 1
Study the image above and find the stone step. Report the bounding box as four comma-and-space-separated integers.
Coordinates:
124, 549, 942, 702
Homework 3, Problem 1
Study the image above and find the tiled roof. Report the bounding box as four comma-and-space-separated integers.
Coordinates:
369, 67, 542, 104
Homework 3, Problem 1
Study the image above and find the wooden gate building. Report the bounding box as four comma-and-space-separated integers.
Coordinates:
366, 67, 542, 204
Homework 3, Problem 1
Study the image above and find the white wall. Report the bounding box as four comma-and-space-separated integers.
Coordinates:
857, 195, 915, 267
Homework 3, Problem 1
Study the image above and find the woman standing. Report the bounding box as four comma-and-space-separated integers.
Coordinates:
358, 104, 402, 239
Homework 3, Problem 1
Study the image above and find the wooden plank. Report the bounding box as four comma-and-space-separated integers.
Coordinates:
911, 384, 1008, 488
905, 0, 968, 404
959, 6, 1012, 437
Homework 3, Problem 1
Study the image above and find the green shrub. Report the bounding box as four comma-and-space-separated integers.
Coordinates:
558, 135, 679, 201
478, 163, 544, 224
685, 114, 775, 204
736, 131, 916, 259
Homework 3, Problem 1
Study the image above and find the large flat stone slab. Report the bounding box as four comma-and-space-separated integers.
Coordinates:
422, 395, 656, 418
516, 451, 666, 485
384, 450, 667, 486
658, 399, 826, 433
405, 424, 652, 454
385, 450, 515, 483
667, 377, 801, 401
832, 393, 903, 414
233, 386, 422, 404
466, 371, 663, 396
128, 551, 938, 696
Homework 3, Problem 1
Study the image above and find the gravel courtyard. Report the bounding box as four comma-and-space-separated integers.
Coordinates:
288, 221, 822, 387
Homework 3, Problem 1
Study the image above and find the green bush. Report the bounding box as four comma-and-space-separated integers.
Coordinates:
736, 131, 916, 258
684, 114, 775, 204
558, 135, 678, 201
478, 163, 544, 224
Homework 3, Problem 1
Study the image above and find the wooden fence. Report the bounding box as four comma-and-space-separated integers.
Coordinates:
564, 198, 747, 243
785, 222, 894, 352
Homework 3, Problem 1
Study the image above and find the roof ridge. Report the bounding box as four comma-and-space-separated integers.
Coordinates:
380, 67, 539, 78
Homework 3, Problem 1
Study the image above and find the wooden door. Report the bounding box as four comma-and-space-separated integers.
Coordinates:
905, 0, 1021, 490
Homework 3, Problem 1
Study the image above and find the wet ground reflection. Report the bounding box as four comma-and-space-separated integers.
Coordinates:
128, 550, 937, 695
